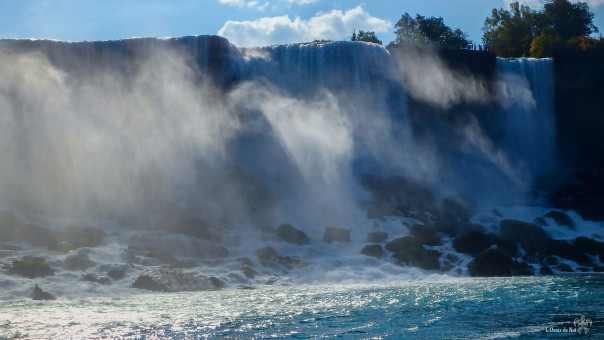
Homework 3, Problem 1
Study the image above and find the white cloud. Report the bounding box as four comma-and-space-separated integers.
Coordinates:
219, 0, 268, 10
284, 0, 319, 4
218, 6, 391, 47
503, 0, 603, 9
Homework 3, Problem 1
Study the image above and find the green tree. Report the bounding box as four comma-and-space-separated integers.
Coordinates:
393, 13, 471, 49
482, 2, 540, 57
542, 0, 598, 39
356, 30, 383, 45
483, 0, 599, 57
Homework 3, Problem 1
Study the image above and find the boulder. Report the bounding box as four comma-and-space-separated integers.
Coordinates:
65, 253, 96, 271
8, 258, 54, 278
392, 247, 441, 270
499, 219, 549, 255
132, 269, 218, 292
557, 263, 574, 272
360, 174, 436, 217
32, 284, 56, 300
275, 224, 310, 245
323, 226, 350, 243
452, 232, 493, 255
83, 273, 111, 285
256, 246, 302, 269
574, 237, 604, 258
468, 249, 533, 277
546, 240, 591, 266
174, 218, 220, 242
361, 244, 383, 259
539, 266, 554, 275
367, 231, 388, 243
544, 211, 574, 229
440, 195, 477, 223
409, 225, 441, 246
385, 236, 418, 253
0, 212, 57, 247
52, 226, 107, 252
107, 269, 126, 280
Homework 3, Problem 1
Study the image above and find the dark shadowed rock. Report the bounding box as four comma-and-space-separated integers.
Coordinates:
174, 218, 220, 242
132, 268, 218, 292
468, 249, 532, 277
65, 253, 96, 271
367, 231, 388, 243
574, 237, 604, 257
276, 224, 310, 245
546, 240, 591, 266
534, 217, 547, 226
8, 259, 54, 278
557, 263, 574, 272
256, 246, 302, 269
440, 195, 477, 223
210, 276, 225, 289
385, 236, 418, 253
32, 284, 56, 300
83, 273, 111, 285
409, 225, 441, 246
392, 247, 441, 270
500, 219, 549, 255
323, 226, 350, 243
361, 244, 383, 259
107, 269, 126, 280
544, 211, 574, 229
361, 174, 436, 217
452, 232, 493, 255
539, 266, 554, 275
52, 226, 107, 252
0, 212, 57, 247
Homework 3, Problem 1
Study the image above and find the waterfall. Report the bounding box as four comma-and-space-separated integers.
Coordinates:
495, 58, 557, 181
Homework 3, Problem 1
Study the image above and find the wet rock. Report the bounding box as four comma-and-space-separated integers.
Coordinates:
468, 249, 533, 277
241, 266, 258, 278
323, 226, 350, 243
409, 225, 441, 246
107, 269, 126, 280
65, 253, 96, 271
367, 231, 388, 243
210, 276, 225, 289
440, 195, 477, 223
52, 226, 107, 252
539, 266, 554, 275
256, 246, 302, 269
83, 273, 111, 285
557, 263, 574, 272
544, 211, 574, 229
452, 232, 493, 255
361, 244, 383, 259
0, 212, 57, 247
500, 219, 549, 255
275, 223, 310, 245
132, 268, 218, 292
361, 174, 436, 217
573, 237, 604, 258
174, 218, 220, 242
32, 284, 56, 300
392, 247, 441, 270
8, 259, 54, 278
385, 236, 418, 253
236, 257, 254, 267
546, 240, 591, 266
533, 217, 547, 226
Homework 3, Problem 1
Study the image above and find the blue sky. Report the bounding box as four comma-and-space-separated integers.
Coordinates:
0, 0, 602, 47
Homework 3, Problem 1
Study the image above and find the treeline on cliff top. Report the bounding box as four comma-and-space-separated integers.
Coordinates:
356, 0, 602, 58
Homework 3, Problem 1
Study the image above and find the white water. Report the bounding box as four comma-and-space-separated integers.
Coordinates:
0, 37, 598, 301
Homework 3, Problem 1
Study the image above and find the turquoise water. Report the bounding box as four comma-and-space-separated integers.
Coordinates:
2, 275, 602, 339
